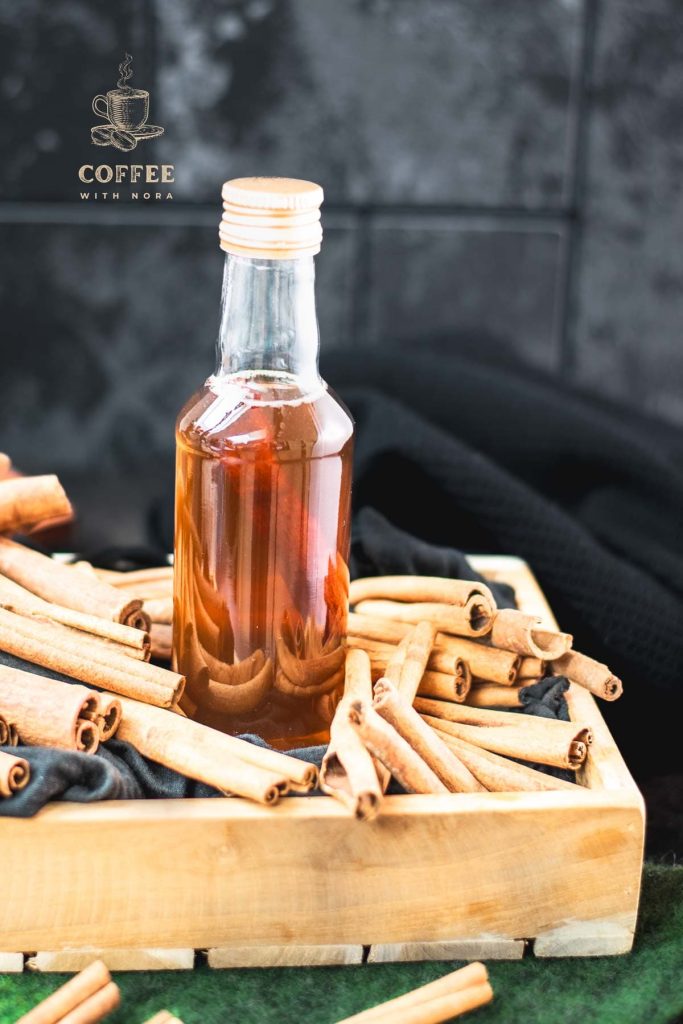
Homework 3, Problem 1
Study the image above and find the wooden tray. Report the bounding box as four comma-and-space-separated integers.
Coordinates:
0, 557, 644, 972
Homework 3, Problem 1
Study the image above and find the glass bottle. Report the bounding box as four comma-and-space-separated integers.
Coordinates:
173, 178, 354, 750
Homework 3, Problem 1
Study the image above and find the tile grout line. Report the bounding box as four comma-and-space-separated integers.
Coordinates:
0, 202, 573, 229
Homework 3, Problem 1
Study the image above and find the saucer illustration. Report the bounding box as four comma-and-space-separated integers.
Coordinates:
90, 54, 164, 152
91, 123, 164, 152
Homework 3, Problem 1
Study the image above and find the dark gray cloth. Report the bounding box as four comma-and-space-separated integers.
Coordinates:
350, 508, 517, 609
0, 730, 325, 817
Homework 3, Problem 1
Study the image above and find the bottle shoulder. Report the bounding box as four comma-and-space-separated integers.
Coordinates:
176, 375, 354, 459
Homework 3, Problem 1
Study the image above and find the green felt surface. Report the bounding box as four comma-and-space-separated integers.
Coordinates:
1, 865, 682, 1024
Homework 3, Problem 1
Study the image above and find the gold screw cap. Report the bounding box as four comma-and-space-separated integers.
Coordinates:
219, 177, 324, 258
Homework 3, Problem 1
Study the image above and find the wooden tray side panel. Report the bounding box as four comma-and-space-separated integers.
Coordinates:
0, 791, 642, 951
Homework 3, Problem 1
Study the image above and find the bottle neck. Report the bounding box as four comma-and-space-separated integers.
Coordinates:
215, 252, 321, 390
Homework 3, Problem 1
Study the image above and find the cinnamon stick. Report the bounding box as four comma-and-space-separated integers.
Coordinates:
0, 749, 30, 797
118, 582, 172, 602
144, 597, 173, 624
0, 475, 72, 535
418, 710, 588, 770
2, 603, 152, 665
0, 665, 100, 752
373, 679, 484, 792
81, 694, 122, 742
517, 655, 547, 680
0, 606, 183, 708
416, 668, 470, 703
382, 632, 408, 685
102, 565, 174, 587
113, 694, 289, 804
490, 608, 572, 660
349, 613, 521, 684
389, 621, 437, 702
552, 649, 623, 701
359, 985, 493, 1024
355, 638, 470, 704
320, 649, 383, 820
16, 960, 112, 1024
141, 598, 172, 618
427, 725, 580, 792
0, 573, 149, 652
0, 537, 144, 626
358, 649, 470, 704
0, 711, 14, 746
333, 963, 491, 1024
56, 980, 120, 1024
349, 575, 496, 610
354, 598, 493, 638
347, 635, 458, 677
415, 695, 592, 740
466, 682, 523, 708
211, 725, 318, 790
348, 699, 448, 794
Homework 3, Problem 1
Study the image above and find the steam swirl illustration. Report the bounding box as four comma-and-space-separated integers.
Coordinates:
117, 53, 134, 91
91, 54, 164, 152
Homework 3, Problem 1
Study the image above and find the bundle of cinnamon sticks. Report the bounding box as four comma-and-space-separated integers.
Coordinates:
16, 960, 120, 1024
321, 575, 604, 819
15, 959, 188, 1024
334, 962, 493, 1023
348, 575, 623, 705
73, 561, 175, 660
0, 534, 194, 710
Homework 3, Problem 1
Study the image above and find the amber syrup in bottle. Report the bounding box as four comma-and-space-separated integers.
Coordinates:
173, 178, 353, 749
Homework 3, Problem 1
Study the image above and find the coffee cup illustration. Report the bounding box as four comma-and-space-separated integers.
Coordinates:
91, 54, 163, 151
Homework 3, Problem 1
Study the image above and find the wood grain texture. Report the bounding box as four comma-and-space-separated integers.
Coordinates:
27, 949, 195, 972
367, 939, 524, 962
0, 557, 644, 958
533, 914, 636, 957
207, 944, 363, 968
0, 788, 643, 951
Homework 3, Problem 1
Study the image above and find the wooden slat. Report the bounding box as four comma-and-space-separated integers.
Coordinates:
207, 944, 363, 968
27, 948, 195, 972
534, 916, 635, 957
0, 952, 24, 972
367, 938, 524, 962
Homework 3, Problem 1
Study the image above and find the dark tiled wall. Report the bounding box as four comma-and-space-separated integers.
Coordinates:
0, 0, 681, 473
